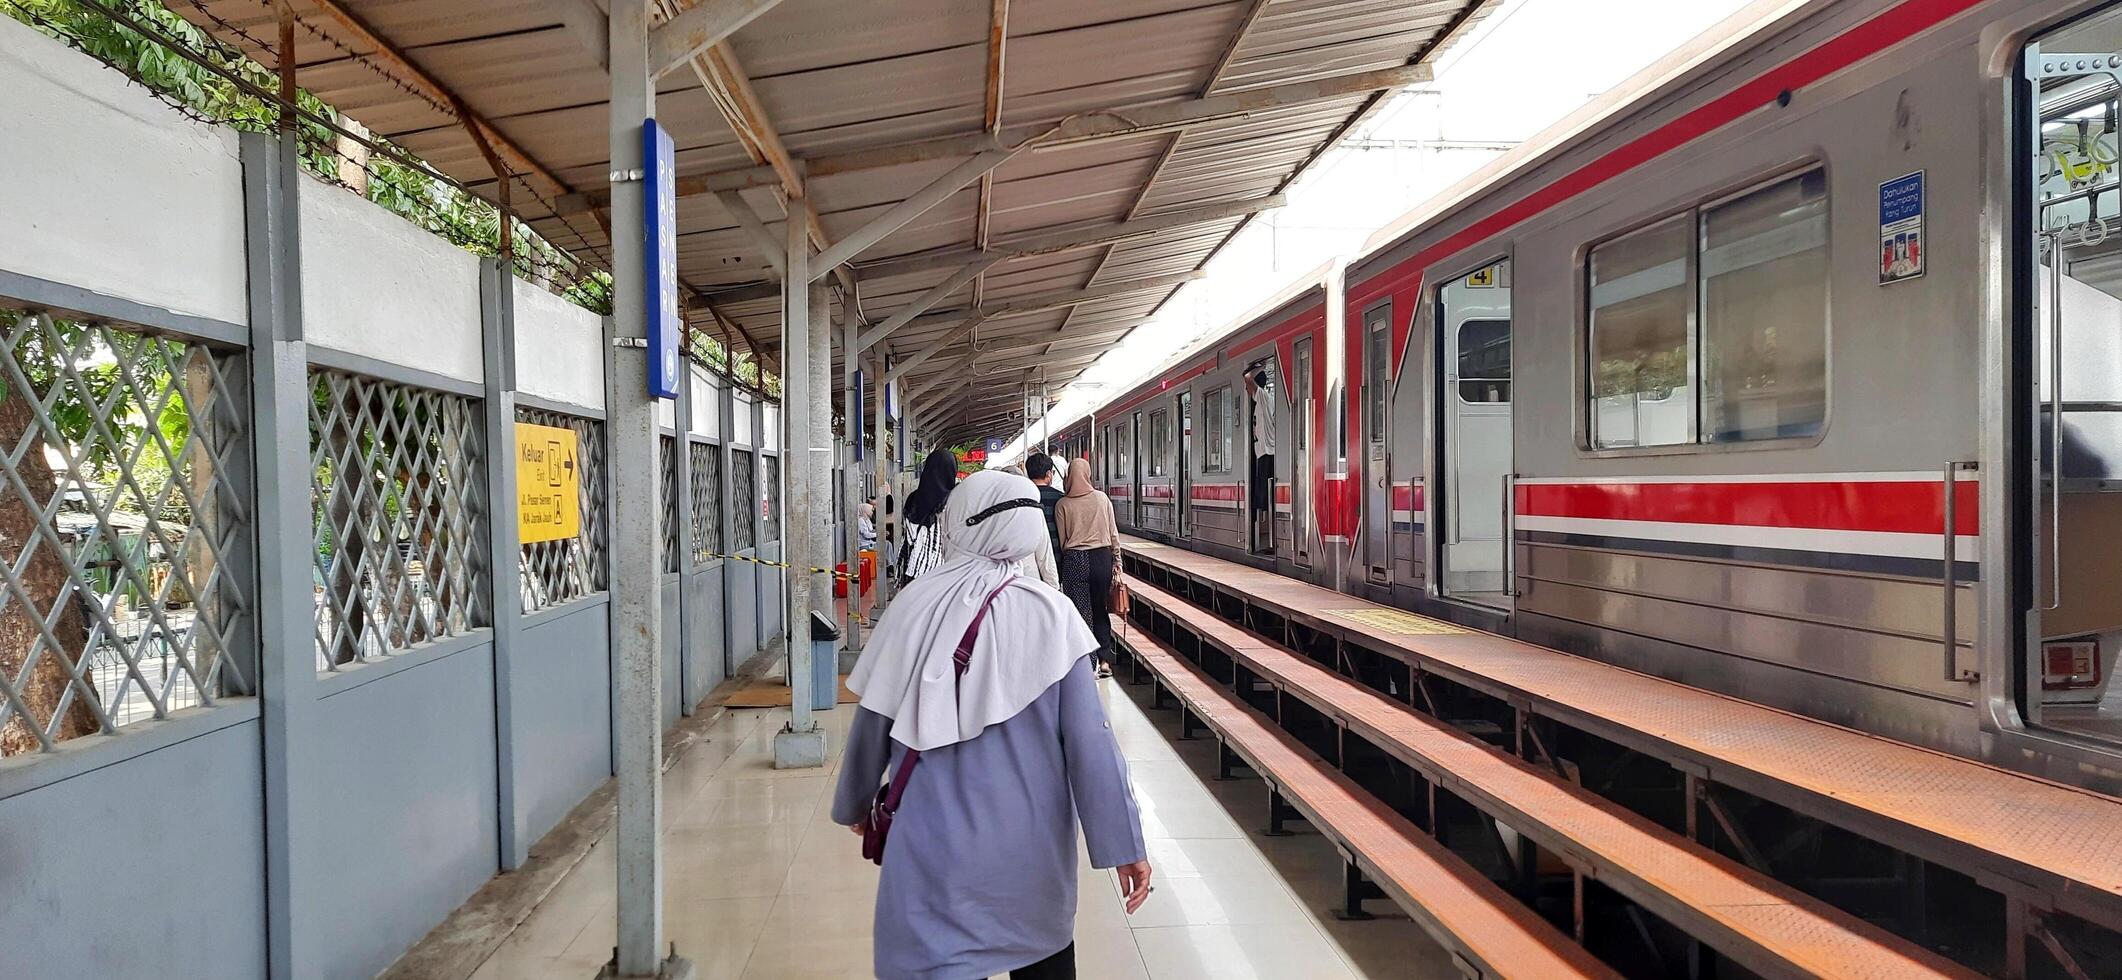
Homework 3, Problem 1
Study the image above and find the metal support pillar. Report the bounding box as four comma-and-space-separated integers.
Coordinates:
809, 280, 832, 627
672, 334, 696, 714
841, 314, 864, 648
603, 3, 691, 977
871, 352, 893, 606
480, 258, 530, 867
242, 122, 317, 978
773, 205, 826, 768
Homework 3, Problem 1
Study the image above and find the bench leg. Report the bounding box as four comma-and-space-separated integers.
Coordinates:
1336, 860, 1384, 921
1177, 705, 1197, 740
1150, 679, 1169, 710
1264, 789, 1300, 837
1215, 740, 1244, 780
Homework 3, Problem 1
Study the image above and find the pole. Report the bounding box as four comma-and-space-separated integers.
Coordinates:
841, 315, 864, 648
872, 352, 892, 606
604, 2, 690, 977
773, 201, 826, 768
808, 280, 833, 651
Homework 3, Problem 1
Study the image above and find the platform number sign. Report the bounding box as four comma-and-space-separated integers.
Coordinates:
643, 118, 681, 399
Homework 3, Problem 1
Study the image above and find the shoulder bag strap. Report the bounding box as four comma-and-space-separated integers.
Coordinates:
876, 575, 1016, 803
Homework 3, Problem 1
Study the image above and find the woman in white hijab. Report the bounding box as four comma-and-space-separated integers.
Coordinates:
834, 470, 1151, 980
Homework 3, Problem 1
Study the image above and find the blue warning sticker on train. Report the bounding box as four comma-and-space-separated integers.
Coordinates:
1879, 171, 1924, 284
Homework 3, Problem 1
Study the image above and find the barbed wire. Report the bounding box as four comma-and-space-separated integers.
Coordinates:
4, 0, 614, 314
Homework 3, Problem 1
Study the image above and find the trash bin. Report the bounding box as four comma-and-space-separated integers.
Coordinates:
809, 610, 841, 711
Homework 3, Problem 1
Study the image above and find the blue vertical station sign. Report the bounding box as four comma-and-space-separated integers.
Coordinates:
643, 118, 681, 399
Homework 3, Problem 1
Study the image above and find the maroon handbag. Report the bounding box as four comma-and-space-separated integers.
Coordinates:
860, 577, 1015, 866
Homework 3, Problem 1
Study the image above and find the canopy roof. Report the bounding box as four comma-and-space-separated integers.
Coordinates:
177, 0, 1498, 444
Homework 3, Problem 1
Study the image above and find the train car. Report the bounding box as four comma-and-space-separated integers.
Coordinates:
1077, 0, 2122, 795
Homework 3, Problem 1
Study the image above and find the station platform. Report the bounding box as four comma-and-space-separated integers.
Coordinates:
466, 685, 1451, 980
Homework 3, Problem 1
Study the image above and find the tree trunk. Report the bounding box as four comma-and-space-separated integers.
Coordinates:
0, 376, 96, 756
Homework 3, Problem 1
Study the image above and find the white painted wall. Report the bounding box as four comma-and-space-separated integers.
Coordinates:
514, 279, 605, 411
0, 15, 247, 326
299, 176, 483, 384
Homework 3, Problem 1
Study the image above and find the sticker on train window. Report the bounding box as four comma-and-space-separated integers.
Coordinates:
1321, 607, 1468, 635
1466, 266, 1498, 288
1879, 170, 1924, 284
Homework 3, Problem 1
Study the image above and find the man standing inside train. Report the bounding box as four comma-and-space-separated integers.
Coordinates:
1247, 368, 1276, 552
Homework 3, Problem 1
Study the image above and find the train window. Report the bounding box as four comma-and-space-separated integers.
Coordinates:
1700, 170, 1828, 442
1148, 410, 1170, 478
1204, 386, 1233, 472
1585, 168, 1828, 450
1457, 320, 1512, 402
1589, 212, 1693, 449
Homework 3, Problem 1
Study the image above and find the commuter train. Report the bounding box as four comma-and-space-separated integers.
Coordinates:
1043, 0, 2122, 794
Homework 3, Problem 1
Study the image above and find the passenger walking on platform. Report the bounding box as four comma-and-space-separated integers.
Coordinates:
1026, 452, 1066, 560
897, 449, 957, 584
1055, 458, 1121, 678
836, 470, 1152, 980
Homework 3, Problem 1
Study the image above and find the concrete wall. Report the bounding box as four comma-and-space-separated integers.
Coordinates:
689, 566, 729, 699
515, 598, 616, 849
0, 15, 247, 326
516, 278, 606, 410
300, 176, 484, 384
0, 718, 267, 979
0, 27, 791, 979
310, 648, 500, 979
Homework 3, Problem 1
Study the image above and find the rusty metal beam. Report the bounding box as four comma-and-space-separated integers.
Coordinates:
648, 0, 783, 77
301, 0, 574, 198
638, 62, 1433, 196
973, 0, 1009, 309
854, 195, 1283, 280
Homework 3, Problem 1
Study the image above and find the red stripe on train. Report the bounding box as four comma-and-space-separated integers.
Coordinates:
1514, 480, 1979, 536
1354, 0, 1988, 377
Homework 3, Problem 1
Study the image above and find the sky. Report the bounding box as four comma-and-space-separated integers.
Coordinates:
990, 0, 1764, 463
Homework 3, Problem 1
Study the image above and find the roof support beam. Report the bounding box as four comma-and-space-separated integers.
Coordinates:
807, 148, 1021, 279
303, 0, 574, 197
856, 195, 1284, 280
885, 315, 990, 386
537, 0, 610, 72
910, 370, 972, 413
648, 0, 784, 78
682, 62, 1433, 189
855, 257, 999, 355
896, 270, 1205, 332
713, 190, 785, 275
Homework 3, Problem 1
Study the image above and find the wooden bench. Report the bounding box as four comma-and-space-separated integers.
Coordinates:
1120, 537, 2122, 955
1117, 624, 1620, 980
1125, 575, 1978, 979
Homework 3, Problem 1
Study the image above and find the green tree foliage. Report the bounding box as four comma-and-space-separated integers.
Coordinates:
3, 0, 614, 313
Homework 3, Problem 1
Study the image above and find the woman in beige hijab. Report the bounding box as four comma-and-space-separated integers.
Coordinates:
1054, 457, 1121, 677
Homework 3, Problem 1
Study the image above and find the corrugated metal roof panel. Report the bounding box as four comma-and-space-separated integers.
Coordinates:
171, 0, 1498, 435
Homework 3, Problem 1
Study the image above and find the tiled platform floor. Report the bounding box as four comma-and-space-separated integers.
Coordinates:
470, 670, 1454, 979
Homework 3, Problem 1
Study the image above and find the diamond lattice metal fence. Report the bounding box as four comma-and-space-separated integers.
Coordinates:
659, 434, 678, 573
308, 370, 487, 670
689, 442, 720, 564
731, 450, 755, 552
0, 310, 252, 757
518, 407, 607, 612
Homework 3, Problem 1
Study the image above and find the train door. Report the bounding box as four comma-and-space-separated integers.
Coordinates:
1244, 360, 1278, 556
1292, 338, 1314, 568
1435, 261, 1513, 605
1129, 411, 1144, 526
2020, 16, 2122, 746
1362, 304, 1392, 584
1176, 389, 1192, 538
